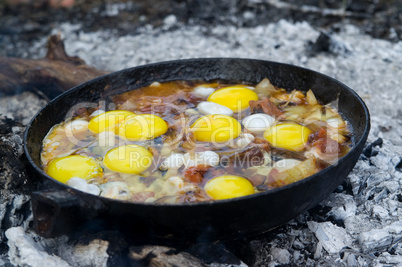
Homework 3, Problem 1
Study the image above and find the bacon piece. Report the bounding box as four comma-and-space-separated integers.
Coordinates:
253, 137, 271, 152
318, 138, 341, 154
276, 90, 305, 104
203, 167, 225, 180
310, 127, 341, 154
224, 162, 243, 175
265, 168, 280, 186
249, 173, 268, 187
229, 146, 266, 169
184, 164, 211, 183
309, 127, 347, 165
309, 127, 327, 142
73, 107, 91, 118
249, 98, 283, 118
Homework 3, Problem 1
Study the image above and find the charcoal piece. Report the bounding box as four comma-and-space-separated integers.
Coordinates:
372, 138, 383, 148
309, 204, 332, 222
362, 138, 383, 159
228, 146, 265, 169
0, 116, 32, 195
362, 145, 373, 159
307, 31, 352, 56
395, 159, 402, 172
0, 145, 29, 194
185, 243, 242, 265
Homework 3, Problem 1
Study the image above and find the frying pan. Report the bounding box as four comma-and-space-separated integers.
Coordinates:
24, 58, 370, 244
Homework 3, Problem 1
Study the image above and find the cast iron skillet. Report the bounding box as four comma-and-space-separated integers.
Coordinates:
24, 58, 370, 244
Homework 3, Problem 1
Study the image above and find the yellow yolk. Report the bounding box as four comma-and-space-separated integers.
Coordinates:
46, 155, 102, 184
191, 114, 241, 143
117, 114, 168, 141
204, 175, 255, 200
208, 86, 258, 112
264, 123, 312, 152
88, 110, 135, 134
103, 145, 153, 174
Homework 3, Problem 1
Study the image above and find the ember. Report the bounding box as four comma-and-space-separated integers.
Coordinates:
1, 0, 401, 266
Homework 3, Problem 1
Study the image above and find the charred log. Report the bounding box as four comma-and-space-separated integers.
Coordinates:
0, 34, 108, 99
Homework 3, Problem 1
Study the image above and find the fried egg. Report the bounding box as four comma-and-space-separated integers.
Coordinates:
204, 175, 255, 200
208, 86, 258, 112
46, 155, 103, 184
88, 110, 135, 134
190, 114, 241, 143
264, 123, 312, 152
103, 145, 153, 174
118, 114, 168, 141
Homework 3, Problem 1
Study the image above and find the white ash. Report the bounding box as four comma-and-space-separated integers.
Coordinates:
270, 247, 291, 265
0, 91, 48, 125
5, 227, 70, 267
6, 227, 110, 267
0, 14, 401, 267
307, 221, 353, 254
359, 221, 402, 254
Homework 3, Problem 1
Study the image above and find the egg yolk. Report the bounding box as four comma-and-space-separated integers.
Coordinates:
88, 110, 135, 134
103, 145, 153, 174
118, 114, 168, 141
46, 155, 102, 184
264, 123, 312, 152
204, 175, 255, 200
208, 86, 258, 112
191, 114, 241, 143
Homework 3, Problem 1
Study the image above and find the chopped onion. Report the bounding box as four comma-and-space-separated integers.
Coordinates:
100, 182, 131, 200
90, 109, 105, 117
255, 78, 276, 98
98, 131, 116, 147
166, 176, 184, 192
306, 89, 318, 105
274, 159, 302, 172
159, 153, 185, 170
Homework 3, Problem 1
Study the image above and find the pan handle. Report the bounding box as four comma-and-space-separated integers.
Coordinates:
31, 190, 100, 238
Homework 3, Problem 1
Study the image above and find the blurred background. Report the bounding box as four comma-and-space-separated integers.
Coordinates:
1, 0, 401, 58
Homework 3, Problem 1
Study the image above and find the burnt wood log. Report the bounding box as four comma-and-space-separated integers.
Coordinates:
0, 34, 109, 98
